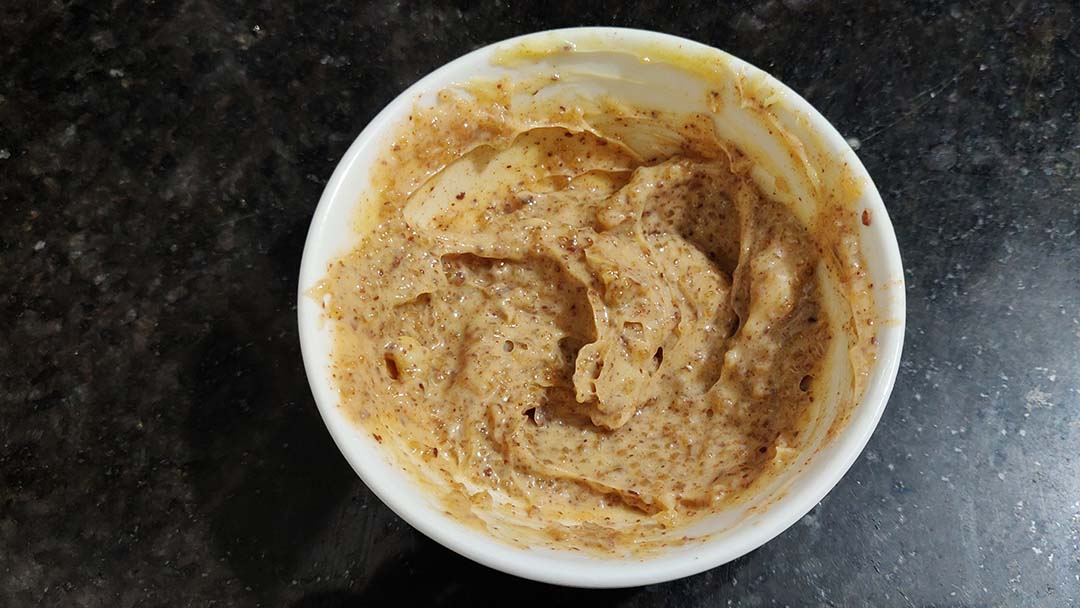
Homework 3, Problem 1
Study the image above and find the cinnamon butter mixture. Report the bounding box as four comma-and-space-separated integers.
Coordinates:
317, 84, 843, 551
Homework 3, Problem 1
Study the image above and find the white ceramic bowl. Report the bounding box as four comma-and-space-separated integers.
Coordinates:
298, 27, 905, 588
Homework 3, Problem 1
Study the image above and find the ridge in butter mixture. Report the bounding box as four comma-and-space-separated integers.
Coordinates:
316, 80, 864, 553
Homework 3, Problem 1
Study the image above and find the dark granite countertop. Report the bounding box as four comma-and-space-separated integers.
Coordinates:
3, 1, 1079, 606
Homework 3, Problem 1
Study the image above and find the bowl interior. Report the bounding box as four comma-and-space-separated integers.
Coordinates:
297, 28, 904, 588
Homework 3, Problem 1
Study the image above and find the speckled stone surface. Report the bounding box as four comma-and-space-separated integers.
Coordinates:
2, 1, 1079, 606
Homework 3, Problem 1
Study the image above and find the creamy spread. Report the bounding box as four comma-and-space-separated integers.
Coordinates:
313, 60, 874, 553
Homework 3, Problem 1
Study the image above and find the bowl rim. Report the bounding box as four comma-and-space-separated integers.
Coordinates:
297, 26, 905, 588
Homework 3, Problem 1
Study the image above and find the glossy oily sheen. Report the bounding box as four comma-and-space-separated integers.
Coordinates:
298, 28, 903, 587
314, 75, 867, 553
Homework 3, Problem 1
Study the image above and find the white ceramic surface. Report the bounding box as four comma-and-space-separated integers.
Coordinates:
297, 27, 905, 588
